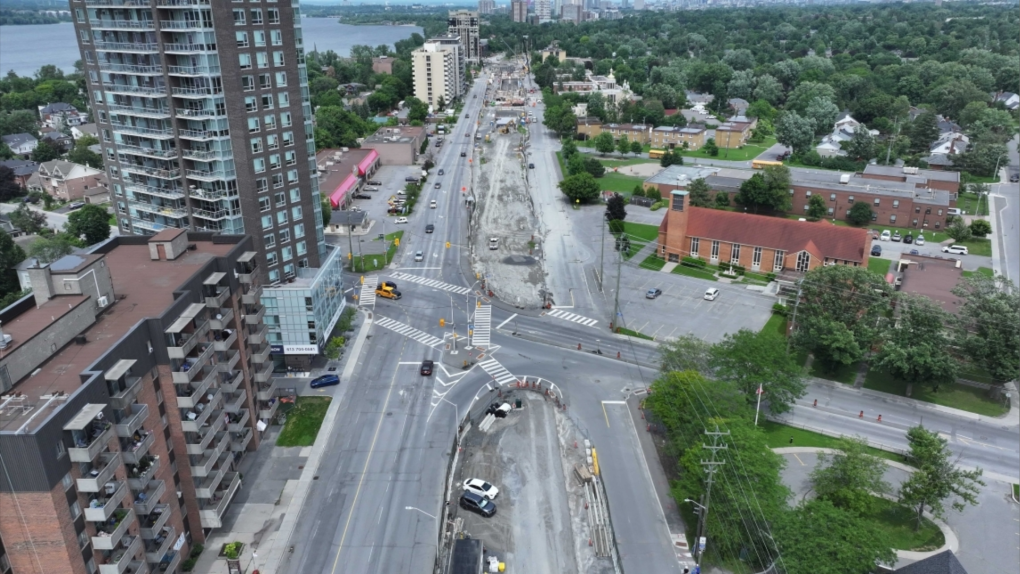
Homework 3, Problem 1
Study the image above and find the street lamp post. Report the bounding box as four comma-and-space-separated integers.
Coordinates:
404, 506, 438, 521
684, 498, 710, 565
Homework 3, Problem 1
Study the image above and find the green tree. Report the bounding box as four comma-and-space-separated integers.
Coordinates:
804, 97, 840, 135
584, 157, 606, 178
616, 134, 631, 155
810, 436, 891, 515
406, 97, 429, 123
714, 191, 731, 208
0, 165, 23, 201
558, 172, 600, 203
952, 275, 1020, 383
687, 178, 712, 208
703, 138, 719, 157
27, 233, 75, 264
659, 335, 713, 375
321, 196, 332, 232
874, 294, 957, 391
561, 137, 578, 159
774, 499, 895, 574
951, 141, 1009, 178
794, 265, 892, 371
945, 218, 972, 242
709, 328, 806, 414
847, 201, 873, 226
0, 231, 27, 300
593, 131, 616, 155
605, 192, 627, 224
735, 173, 785, 213
567, 153, 586, 176
776, 111, 816, 155
899, 426, 984, 530
841, 125, 876, 161
968, 219, 991, 237
645, 187, 662, 203
631, 184, 645, 198
629, 140, 643, 155
30, 139, 61, 163
0, 110, 38, 137
65, 204, 110, 245
8, 203, 46, 235
0, 141, 14, 160
806, 194, 827, 219
906, 112, 939, 155
67, 135, 102, 169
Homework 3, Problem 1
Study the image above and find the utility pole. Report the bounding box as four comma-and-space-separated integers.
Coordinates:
599, 215, 606, 292
695, 426, 728, 566
884, 119, 899, 165
785, 278, 804, 355
612, 246, 623, 331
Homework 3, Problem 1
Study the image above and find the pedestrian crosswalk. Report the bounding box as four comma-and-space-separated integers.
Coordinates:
546, 309, 599, 327
471, 305, 491, 348
388, 272, 472, 295
374, 316, 444, 348
358, 276, 378, 307
478, 357, 518, 387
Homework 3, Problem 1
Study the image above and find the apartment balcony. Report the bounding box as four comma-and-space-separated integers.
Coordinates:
253, 362, 273, 384
218, 349, 240, 374
185, 412, 225, 456
104, 84, 167, 97
163, 43, 216, 54
188, 187, 232, 201
127, 455, 159, 491
237, 261, 258, 285
175, 365, 216, 409
171, 343, 214, 384
84, 480, 128, 522
208, 308, 234, 330
204, 286, 229, 308
222, 390, 246, 414
118, 145, 178, 160
131, 202, 188, 219
93, 508, 135, 551
115, 404, 149, 438
69, 421, 114, 463
98, 534, 142, 574
242, 305, 265, 325
167, 64, 221, 76
98, 63, 163, 75
198, 472, 240, 529
139, 504, 170, 539
157, 0, 210, 5
248, 325, 268, 346
212, 329, 236, 352
95, 41, 160, 53
87, 0, 151, 6
77, 451, 121, 493
143, 524, 175, 565
226, 409, 249, 433
178, 128, 229, 141
180, 388, 222, 433
166, 316, 209, 357
152, 549, 181, 574
131, 219, 184, 233
194, 452, 230, 497
259, 398, 279, 421
121, 429, 154, 464
106, 104, 171, 119
186, 168, 236, 182
181, 147, 228, 161
250, 344, 270, 365
121, 164, 180, 178
230, 428, 252, 452
240, 284, 262, 305
160, 19, 213, 30
171, 86, 223, 98
110, 376, 143, 410
189, 432, 228, 478
90, 19, 156, 30
216, 371, 240, 396
191, 207, 238, 220
110, 123, 175, 139
133, 480, 167, 515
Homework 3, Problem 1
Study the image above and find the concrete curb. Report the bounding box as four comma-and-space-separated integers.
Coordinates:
257, 308, 375, 574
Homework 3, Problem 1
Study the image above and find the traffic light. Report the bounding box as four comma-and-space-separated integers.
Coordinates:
347, 252, 352, 259
446, 241, 451, 249
360, 276, 364, 284
439, 318, 445, 327
394, 237, 400, 246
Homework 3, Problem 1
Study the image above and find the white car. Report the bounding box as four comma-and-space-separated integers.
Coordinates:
395, 217, 408, 224
430, 200, 437, 209
915, 235, 925, 246
414, 251, 424, 262
879, 230, 891, 241
942, 244, 968, 255
704, 287, 720, 301
462, 478, 499, 500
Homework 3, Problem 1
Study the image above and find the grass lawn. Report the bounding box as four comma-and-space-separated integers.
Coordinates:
1013, 484, 1019, 501
622, 221, 660, 242
861, 496, 944, 551
615, 326, 654, 340
868, 257, 892, 276
599, 171, 647, 194
108, 214, 117, 225
599, 157, 657, 168
956, 192, 990, 216
957, 237, 992, 257
276, 396, 332, 447
639, 253, 666, 271
864, 368, 1009, 417
957, 363, 998, 385
961, 267, 994, 279
351, 231, 404, 273
672, 263, 718, 281
761, 313, 787, 337
760, 421, 903, 463
963, 173, 999, 184
810, 360, 859, 385
682, 137, 777, 162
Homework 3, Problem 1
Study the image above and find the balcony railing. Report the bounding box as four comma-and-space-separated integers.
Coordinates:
248, 325, 268, 346
204, 287, 229, 308
106, 104, 171, 119
171, 86, 222, 97
110, 123, 175, 138
167, 64, 221, 76
181, 147, 228, 161
153, 550, 182, 573
185, 412, 225, 456
103, 84, 167, 96
218, 350, 240, 374
188, 187, 233, 201
133, 480, 167, 515
198, 472, 240, 529
163, 42, 216, 53
95, 41, 160, 52
121, 164, 180, 179
98, 534, 141, 574
230, 428, 252, 452
253, 361, 273, 384
90, 19, 155, 30
171, 343, 214, 385
226, 409, 249, 433
259, 398, 279, 421
250, 344, 271, 365
186, 169, 236, 182
126, 185, 184, 201
117, 145, 178, 160
121, 430, 154, 464
83, 480, 128, 522
92, 508, 135, 551
115, 404, 149, 438
178, 128, 229, 141
98, 63, 163, 75
191, 207, 239, 220
243, 305, 265, 325
127, 454, 159, 491
110, 376, 143, 410
69, 421, 114, 463
194, 452, 230, 497
160, 19, 213, 30
222, 390, 246, 414
157, 0, 210, 5
240, 284, 263, 305
175, 366, 216, 409
219, 370, 243, 394
87, 0, 151, 5
144, 525, 176, 566
166, 320, 208, 359
256, 379, 280, 402
189, 431, 228, 478
131, 202, 188, 219
175, 108, 224, 120
209, 308, 234, 330
180, 387, 222, 432
212, 329, 237, 352
77, 451, 121, 493
139, 504, 170, 538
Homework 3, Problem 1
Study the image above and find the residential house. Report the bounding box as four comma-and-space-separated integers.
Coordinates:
315, 148, 381, 209
572, 102, 589, 118
25, 159, 108, 203
0, 159, 39, 187
657, 190, 871, 274
936, 114, 962, 135
540, 45, 567, 63
816, 112, 879, 158
1, 133, 38, 156
993, 91, 1019, 111
0, 213, 23, 238
361, 125, 426, 166
39, 129, 73, 152
684, 91, 714, 106
727, 98, 749, 114
576, 117, 603, 140
924, 132, 969, 170
372, 57, 394, 75
325, 210, 370, 235
714, 118, 754, 148
37, 102, 84, 129
71, 123, 98, 140
554, 70, 633, 106
602, 123, 651, 145
897, 254, 964, 314
650, 126, 706, 150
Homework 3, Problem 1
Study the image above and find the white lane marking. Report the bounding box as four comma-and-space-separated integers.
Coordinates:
471, 305, 492, 348
495, 313, 518, 330
358, 276, 378, 307
374, 316, 444, 348
546, 308, 599, 327
478, 357, 518, 387
389, 271, 472, 295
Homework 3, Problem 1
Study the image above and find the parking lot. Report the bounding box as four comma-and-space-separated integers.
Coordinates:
452, 391, 614, 574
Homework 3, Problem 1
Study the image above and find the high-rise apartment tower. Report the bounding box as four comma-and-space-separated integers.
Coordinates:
447, 10, 480, 62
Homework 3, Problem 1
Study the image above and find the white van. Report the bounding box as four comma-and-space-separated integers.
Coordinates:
704, 288, 720, 301
488, 238, 498, 250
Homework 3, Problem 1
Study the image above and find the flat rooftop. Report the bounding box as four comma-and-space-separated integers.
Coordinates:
364, 126, 424, 144
898, 254, 964, 314
0, 239, 235, 433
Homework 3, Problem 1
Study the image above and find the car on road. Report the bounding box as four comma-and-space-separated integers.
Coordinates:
488, 237, 498, 250
459, 491, 496, 517
420, 359, 433, 376
942, 244, 969, 255
438, 169, 444, 175
645, 288, 662, 299
425, 224, 435, 233
368, 180, 382, 186
464, 133, 469, 137
434, 182, 441, 189
464, 114, 469, 119
915, 235, 925, 246
903, 233, 913, 244
353, 194, 371, 200
461, 151, 467, 157
68, 201, 85, 210
486, 402, 512, 418
891, 231, 902, 242
395, 217, 408, 224
880, 230, 891, 241
871, 244, 882, 256
381, 281, 398, 290
1011, 173, 1019, 183
528, 163, 534, 169
375, 285, 402, 300
462, 478, 499, 500
704, 287, 720, 301
309, 374, 340, 389
909, 249, 920, 255
430, 200, 437, 209
414, 251, 424, 262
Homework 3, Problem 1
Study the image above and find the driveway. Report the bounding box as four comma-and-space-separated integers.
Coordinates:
869, 237, 993, 271
755, 142, 791, 162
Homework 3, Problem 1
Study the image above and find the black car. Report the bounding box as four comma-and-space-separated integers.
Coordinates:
438, 169, 444, 175
1010, 173, 1019, 183
871, 244, 882, 256
420, 359, 434, 376
309, 374, 340, 389
903, 233, 913, 244
425, 224, 435, 233
459, 491, 496, 517
381, 280, 398, 290
434, 183, 441, 189
486, 402, 512, 418
353, 193, 371, 200
367, 180, 382, 186
460, 152, 467, 157
528, 163, 535, 169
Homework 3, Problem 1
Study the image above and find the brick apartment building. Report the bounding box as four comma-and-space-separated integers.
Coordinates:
713, 119, 753, 148
0, 230, 273, 574
26, 160, 108, 204
601, 123, 651, 145
650, 126, 706, 150
371, 57, 394, 75
362, 126, 427, 165
658, 190, 871, 273
576, 118, 603, 140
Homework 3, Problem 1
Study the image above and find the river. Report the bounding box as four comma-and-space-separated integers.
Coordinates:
0, 18, 421, 77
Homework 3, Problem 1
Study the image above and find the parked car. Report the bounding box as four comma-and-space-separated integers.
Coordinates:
420, 359, 433, 376
464, 114, 469, 119
529, 163, 535, 169
368, 180, 382, 186
465, 133, 470, 137
459, 491, 496, 517
425, 224, 435, 233
1010, 172, 1019, 183
363, 186, 379, 191
891, 231, 902, 242
309, 374, 340, 389
942, 244, 969, 255
645, 288, 662, 299
704, 287, 720, 301
879, 230, 891, 241
909, 249, 920, 255
915, 235, 925, 246
461, 151, 467, 157
486, 402, 512, 418
462, 478, 499, 500
871, 244, 882, 256
903, 233, 913, 244
353, 194, 371, 200
395, 217, 408, 224
414, 251, 424, 262
68, 201, 85, 210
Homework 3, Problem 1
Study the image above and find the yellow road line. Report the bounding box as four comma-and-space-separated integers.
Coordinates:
602, 402, 610, 427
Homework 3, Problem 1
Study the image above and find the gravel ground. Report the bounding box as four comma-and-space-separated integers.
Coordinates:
470, 132, 547, 308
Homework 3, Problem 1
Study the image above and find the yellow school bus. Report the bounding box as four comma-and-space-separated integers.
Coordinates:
752, 159, 784, 169
648, 149, 666, 159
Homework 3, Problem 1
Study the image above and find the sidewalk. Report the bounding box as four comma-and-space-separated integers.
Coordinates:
193, 306, 374, 574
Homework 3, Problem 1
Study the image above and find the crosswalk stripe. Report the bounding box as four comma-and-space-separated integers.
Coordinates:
388, 272, 473, 296
374, 316, 444, 348
478, 357, 517, 385
471, 305, 492, 348
547, 309, 599, 327
358, 276, 379, 307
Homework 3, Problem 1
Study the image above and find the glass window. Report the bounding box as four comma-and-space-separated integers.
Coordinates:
261, 214, 273, 229
242, 75, 255, 91
291, 205, 302, 219
250, 137, 263, 153
239, 53, 252, 70
236, 32, 248, 47
294, 223, 305, 238
261, 94, 274, 109
272, 173, 284, 188
256, 52, 269, 69
796, 251, 810, 272
271, 30, 284, 46
273, 51, 285, 67
280, 112, 292, 127
259, 73, 271, 89
269, 154, 281, 169
248, 117, 260, 133
277, 211, 288, 224
245, 96, 257, 112
254, 30, 266, 47
275, 72, 287, 87
278, 92, 290, 107
874, 198, 880, 205
290, 188, 301, 202
282, 246, 293, 261
287, 169, 298, 183
233, 9, 246, 24
830, 193, 836, 201
267, 134, 279, 150
890, 215, 897, 223
275, 192, 286, 206
893, 200, 900, 208
848, 196, 854, 203
752, 246, 762, 268
264, 114, 276, 130
805, 190, 811, 197
253, 158, 265, 173
773, 250, 784, 272
255, 177, 268, 192
731, 244, 741, 265
251, 9, 263, 24
268, 8, 280, 23
279, 229, 290, 243
268, 269, 280, 282
264, 233, 275, 248
285, 151, 296, 165
710, 240, 720, 260
259, 196, 271, 211
282, 131, 294, 146
296, 240, 307, 255
267, 251, 278, 266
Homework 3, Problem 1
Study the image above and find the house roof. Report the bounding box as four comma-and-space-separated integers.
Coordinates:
683, 207, 870, 263
75, 123, 98, 136
41, 131, 70, 142
0, 159, 39, 177
39, 102, 78, 114
2, 133, 37, 147
893, 550, 968, 574
898, 255, 964, 314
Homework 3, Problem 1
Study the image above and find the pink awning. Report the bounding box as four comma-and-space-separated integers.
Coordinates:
357, 150, 379, 176
329, 174, 357, 208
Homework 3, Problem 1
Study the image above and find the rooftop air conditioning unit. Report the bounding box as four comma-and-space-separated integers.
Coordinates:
839, 173, 851, 184
98, 296, 109, 308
